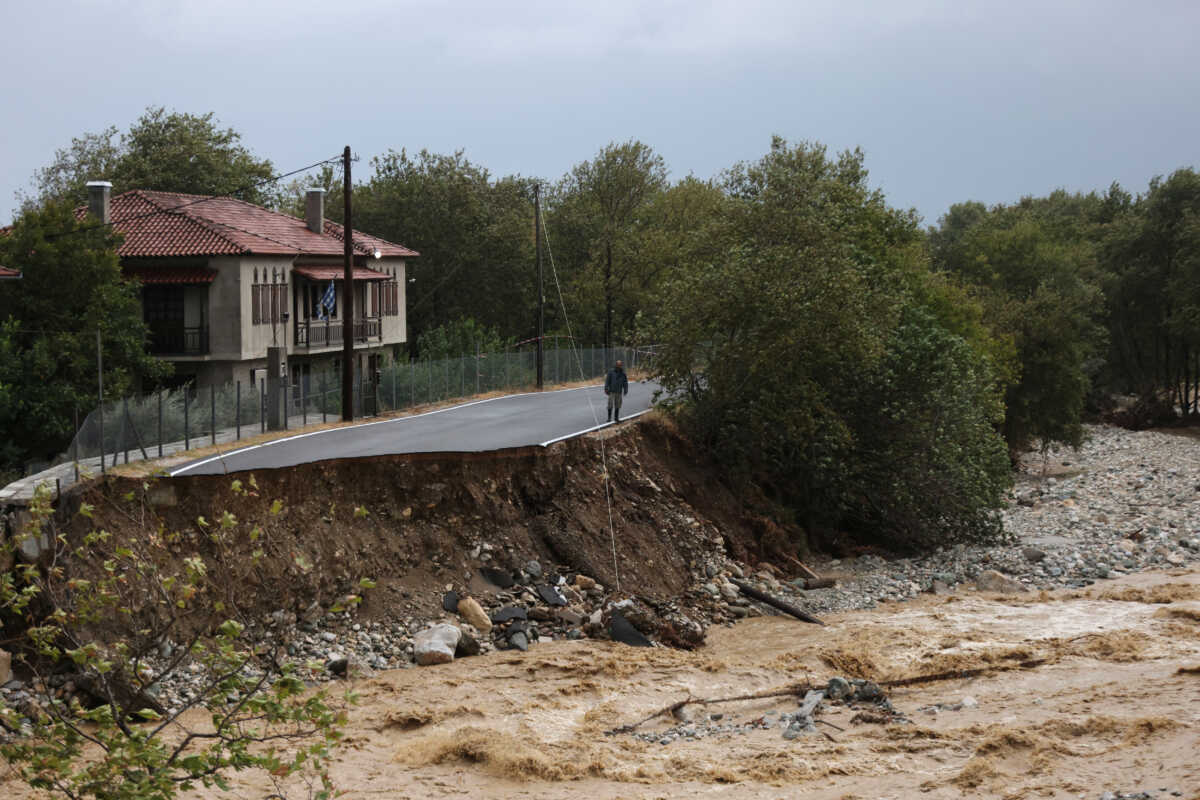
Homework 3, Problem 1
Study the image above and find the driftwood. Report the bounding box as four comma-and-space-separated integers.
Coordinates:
606, 681, 814, 734
799, 578, 836, 590
879, 659, 1047, 688
782, 554, 822, 581
729, 578, 825, 625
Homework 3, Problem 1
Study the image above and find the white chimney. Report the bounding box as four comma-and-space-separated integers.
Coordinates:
86, 180, 112, 225
305, 188, 325, 234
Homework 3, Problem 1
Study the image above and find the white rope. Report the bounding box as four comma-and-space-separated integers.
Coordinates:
538, 198, 622, 595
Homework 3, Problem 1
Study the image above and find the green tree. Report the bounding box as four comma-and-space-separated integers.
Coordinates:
652, 138, 1010, 551
0, 201, 169, 471
27, 107, 276, 209
346, 149, 537, 350
550, 141, 668, 350
415, 317, 511, 360
930, 194, 1107, 452
0, 480, 356, 799
1100, 169, 1200, 416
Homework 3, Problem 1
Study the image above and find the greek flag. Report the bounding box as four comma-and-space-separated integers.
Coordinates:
318, 280, 336, 320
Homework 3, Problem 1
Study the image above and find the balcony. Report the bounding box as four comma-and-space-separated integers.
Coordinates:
148, 323, 209, 356
294, 318, 382, 349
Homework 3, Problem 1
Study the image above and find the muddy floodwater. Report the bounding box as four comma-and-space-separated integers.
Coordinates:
168, 565, 1199, 799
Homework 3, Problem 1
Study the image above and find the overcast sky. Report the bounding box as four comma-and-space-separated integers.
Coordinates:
3, 0, 1197, 226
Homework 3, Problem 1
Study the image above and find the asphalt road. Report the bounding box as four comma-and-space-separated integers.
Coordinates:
169, 380, 659, 476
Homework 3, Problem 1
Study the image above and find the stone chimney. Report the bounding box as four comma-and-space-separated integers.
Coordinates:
86, 180, 112, 225
305, 188, 325, 234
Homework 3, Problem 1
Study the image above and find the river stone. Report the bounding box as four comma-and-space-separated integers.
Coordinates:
525, 560, 543, 579
1021, 547, 1047, 563
825, 676, 852, 701
456, 596, 493, 634
0, 649, 10, 685
974, 569, 1027, 593
413, 624, 461, 666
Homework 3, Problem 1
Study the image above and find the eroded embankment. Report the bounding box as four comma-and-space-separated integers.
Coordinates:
68, 419, 795, 625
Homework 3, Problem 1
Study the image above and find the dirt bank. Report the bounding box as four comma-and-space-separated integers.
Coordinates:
67, 417, 796, 627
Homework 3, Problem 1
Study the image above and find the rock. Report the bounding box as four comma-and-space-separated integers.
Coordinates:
490, 606, 528, 624
574, 575, 597, 591
456, 596, 493, 634
455, 630, 481, 657
1166, 552, 1186, 566
525, 560, 543, 579
974, 569, 1027, 593
413, 624, 461, 666
610, 611, 653, 647
442, 591, 460, 612
508, 631, 529, 652
705, 564, 719, 578
536, 585, 567, 606
825, 676, 852, 701
0, 649, 10, 686
326, 656, 349, 676
1021, 547, 1047, 563
480, 567, 515, 589
555, 608, 584, 626
960, 696, 978, 709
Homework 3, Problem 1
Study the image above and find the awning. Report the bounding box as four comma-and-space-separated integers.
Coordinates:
293, 266, 390, 281
125, 266, 217, 285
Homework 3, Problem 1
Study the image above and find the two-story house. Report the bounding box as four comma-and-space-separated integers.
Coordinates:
81, 181, 416, 393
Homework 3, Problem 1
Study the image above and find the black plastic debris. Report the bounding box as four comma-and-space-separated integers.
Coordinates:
480, 567, 516, 589
490, 605, 528, 624
536, 585, 568, 607
609, 611, 652, 647
442, 591, 460, 612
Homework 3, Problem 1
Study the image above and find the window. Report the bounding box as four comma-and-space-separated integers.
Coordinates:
251, 282, 288, 325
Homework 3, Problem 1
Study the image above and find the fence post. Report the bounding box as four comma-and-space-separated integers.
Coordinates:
410, 359, 415, 407
392, 364, 397, 410
301, 377, 307, 426
260, 379, 266, 434
122, 397, 130, 464
184, 390, 190, 451
428, 359, 433, 405
321, 371, 327, 423
236, 381, 241, 440
73, 406, 79, 482
97, 330, 104, 474
157, 391, 164, 456
476, 341, 480, 395
283, 378, 289, 429
210, 385, 217, 445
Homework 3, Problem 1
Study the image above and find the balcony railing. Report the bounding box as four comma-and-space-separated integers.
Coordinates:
148, 324, 209, 356
294, 318, 382, 349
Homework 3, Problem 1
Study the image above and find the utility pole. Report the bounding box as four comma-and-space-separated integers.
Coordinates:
96, 329, 104, 474
535, 182, 544, 390
342, 145, 354, 421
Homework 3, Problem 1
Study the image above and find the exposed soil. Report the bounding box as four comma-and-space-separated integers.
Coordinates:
57, 416, 793, 630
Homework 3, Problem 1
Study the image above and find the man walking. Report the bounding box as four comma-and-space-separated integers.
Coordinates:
605, 359, 629, 422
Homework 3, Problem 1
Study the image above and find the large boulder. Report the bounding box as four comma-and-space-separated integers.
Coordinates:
456, 596, 493, 634
974, 569, 1027, 594
413, 624, 462, 666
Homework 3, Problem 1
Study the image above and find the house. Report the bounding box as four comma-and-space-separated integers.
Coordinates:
80, 181, 416, 392
0, 265, 20, 280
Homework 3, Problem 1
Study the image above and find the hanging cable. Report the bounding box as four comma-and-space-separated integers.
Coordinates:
538, 196, 622, 594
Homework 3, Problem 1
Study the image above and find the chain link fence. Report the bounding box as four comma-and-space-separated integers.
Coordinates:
40, 345, 655, 493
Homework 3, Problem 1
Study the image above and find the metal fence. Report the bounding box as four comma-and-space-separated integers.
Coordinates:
47, 345, 654, 489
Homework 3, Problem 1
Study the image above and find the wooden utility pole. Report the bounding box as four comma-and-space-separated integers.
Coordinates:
342, 145, 354, 421
535, 183, 544, 390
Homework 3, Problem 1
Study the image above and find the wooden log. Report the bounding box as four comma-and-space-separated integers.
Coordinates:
729, 578, 825, 626
800, 578, 836, 590
783, 554, 822, 581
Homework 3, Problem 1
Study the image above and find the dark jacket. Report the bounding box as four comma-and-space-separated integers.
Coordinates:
605, 366, 628, 395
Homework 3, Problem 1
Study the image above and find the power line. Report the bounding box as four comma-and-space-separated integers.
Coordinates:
32, 155, 344, 243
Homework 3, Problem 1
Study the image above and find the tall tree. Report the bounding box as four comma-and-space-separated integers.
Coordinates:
0, 201, 169, 472
652, 138, 1010, 551
551, 141, 668, 350
348, 149, 536, 351
26, 107, 275, 209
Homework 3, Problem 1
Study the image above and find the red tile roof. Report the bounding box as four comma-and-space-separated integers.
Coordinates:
0, 265, 21, 279
76, 191, 418, 260
124, 266, 217, 285
293, 265, 390, 281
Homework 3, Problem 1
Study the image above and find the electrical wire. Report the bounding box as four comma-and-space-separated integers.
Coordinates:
36, 155, 344, 243
537, 192, 622, 594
